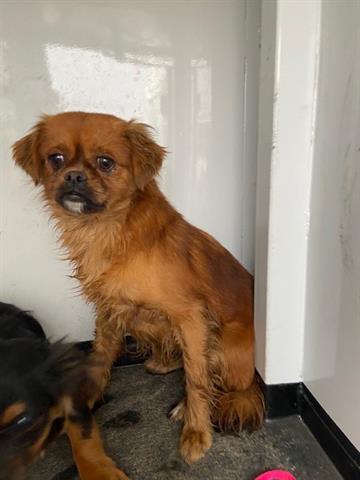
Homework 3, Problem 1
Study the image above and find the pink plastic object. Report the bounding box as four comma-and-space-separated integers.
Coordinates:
255, 470, 296, 480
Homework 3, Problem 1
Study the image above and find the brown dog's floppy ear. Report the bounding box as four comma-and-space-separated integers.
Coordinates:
12, 121, 44, 185
124, 121, 166, 190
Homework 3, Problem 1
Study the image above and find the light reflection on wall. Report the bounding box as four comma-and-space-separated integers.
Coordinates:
44, 43, 172, 133
189, 57, 212, 215
44, 43, 214, 209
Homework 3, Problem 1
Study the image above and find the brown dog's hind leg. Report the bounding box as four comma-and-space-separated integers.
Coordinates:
211, 322, 264, 432
66, 409, 129, 480
130, 309, 183, 374
145, 350, 182, 374
144, 328, 182, 374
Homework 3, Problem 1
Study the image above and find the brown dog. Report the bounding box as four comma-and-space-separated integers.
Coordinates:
13, 112, 264, 464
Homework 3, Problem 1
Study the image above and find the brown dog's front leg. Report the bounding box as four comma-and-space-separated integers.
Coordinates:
175, 312, 213, 464
91, 307, 126, 397
67, 408, 129, 480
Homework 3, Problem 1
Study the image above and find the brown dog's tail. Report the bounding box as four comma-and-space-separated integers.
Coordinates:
213, 377, 264, 433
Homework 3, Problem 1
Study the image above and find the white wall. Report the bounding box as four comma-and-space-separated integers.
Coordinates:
255, 0, 321, 383
0, 0, 260, 340
303, 0, 360, 450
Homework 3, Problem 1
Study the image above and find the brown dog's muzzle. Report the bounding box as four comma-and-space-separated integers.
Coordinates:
56, 171, 105, 215
64, 170, 87, 186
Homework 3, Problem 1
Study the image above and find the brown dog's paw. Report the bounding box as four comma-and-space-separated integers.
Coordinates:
169, 399, 186, 422
180, 427, 212, 464
145, 356, 182, 375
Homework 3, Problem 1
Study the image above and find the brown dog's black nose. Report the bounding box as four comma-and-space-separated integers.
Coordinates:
64, 171, 87, 185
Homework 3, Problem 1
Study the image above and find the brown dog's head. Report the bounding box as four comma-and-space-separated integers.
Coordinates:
12, 112, 166, 215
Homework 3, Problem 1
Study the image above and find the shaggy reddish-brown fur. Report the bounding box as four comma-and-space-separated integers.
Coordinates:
13, 112, 264, 464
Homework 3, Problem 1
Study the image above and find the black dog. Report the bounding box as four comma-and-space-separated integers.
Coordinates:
0, 302, 128, 480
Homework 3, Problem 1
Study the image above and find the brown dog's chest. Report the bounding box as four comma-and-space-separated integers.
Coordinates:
72, 243, 191, 322
73, 249, 112, 298
75, 253, 173, 344
72, 246, 148, 306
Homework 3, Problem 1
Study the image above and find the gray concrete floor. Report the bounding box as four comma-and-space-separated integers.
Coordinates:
29, 365, 342, 480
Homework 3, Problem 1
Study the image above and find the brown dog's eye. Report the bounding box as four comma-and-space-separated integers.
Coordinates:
97, 156, 115, 172
48, 153, 65, 170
